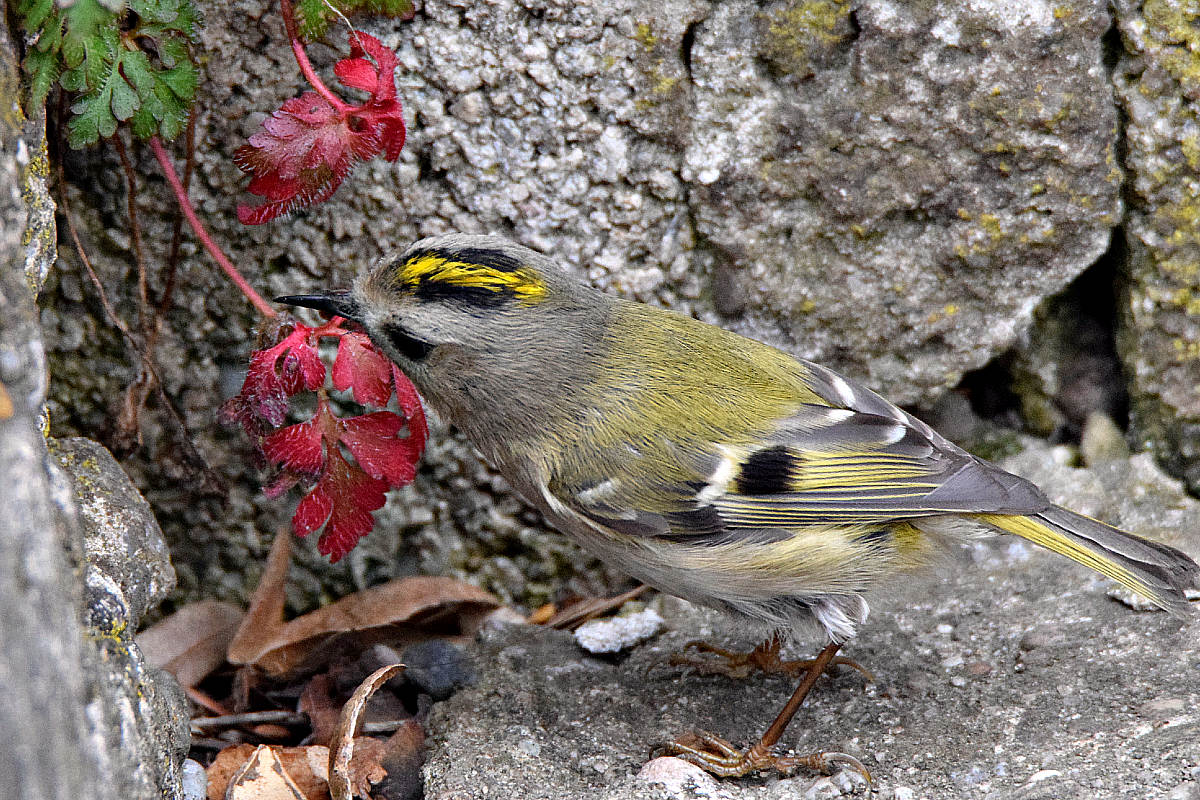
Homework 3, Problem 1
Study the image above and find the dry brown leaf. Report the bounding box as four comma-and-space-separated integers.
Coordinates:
207, 744, 330, 800
541, 585, 650, 630
525, 602, 556, 625
372, 719, 425, 800
329, 663, 405, 800
227, 533, 500, 678
298, 674, 342, 747
223, 745, 307, 800
138, 599, 244, 688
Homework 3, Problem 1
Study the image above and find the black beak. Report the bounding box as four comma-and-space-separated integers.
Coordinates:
275, 290, 360, 323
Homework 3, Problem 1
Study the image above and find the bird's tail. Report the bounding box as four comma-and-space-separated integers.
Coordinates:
971, 507, 1199, 616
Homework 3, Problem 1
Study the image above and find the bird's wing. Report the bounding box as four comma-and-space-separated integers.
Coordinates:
548, 373, 1048, 543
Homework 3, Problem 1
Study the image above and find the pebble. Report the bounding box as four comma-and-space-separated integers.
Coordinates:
401, 640, 477, 700
574, 607, 664, 653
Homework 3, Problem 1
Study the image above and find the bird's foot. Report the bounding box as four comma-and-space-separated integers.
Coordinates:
651, 730, 871, 782
667, 637, 874, 682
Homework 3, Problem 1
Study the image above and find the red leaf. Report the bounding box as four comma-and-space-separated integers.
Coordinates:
219, 323, 325, 436
293, 483, 334, 538
263, 418, 325, 475
339, 411, 418, 487
236, 32, 406, 224
332, 332, 393, 407
392, 365, 427, 459
300, 448, 388, 562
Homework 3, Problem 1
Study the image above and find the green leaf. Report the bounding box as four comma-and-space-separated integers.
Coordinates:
157, 62, 196, 101
296, 0, 331, 41
61, 0, 116, 67
59, 64, 87, 92
368, 0, 414, 20
18, 0, 56, 35
68, 81, 118, 147
153, 34, 188, 69
119, 49, 157, 99
24, 47, 61, 109
110, 72, 139, 121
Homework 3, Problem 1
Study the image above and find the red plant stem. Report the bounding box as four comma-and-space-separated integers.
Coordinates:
149, 136, 277, 318
279, 0, 352, 113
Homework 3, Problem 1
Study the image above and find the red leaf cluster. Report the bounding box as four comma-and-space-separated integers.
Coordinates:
235, 32, 406, 225
221, 319, 427, 560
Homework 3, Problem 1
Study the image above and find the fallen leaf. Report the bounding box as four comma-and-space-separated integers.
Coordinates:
329, 664, 405, 800
526, 603, 556, 626
372, 720, 425, 800
228, 532, 500, 678
207, 744, 330, 800
223, 745, 308, 800
138, 600, 244, 688
299, 673, 342, 747
540, 585, 651, 630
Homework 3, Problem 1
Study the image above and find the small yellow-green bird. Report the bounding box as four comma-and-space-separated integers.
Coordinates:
279, 233, 1198, 779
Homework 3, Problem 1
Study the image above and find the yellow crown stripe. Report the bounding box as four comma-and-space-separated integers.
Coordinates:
400, 254, 548, 303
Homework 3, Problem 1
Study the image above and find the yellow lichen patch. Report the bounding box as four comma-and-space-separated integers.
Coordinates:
761, 0, 850, 76
634, 21, 658, 49
396, 253, 548, 304
0, 381, 11, 420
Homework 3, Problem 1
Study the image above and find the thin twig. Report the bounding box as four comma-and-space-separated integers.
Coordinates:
191, 710, 308, 730
112, 132, 150, 330
148, 136, 277, 318
542, 584, 652, 630
157, 111, 195, 319
57, 164, 225, 492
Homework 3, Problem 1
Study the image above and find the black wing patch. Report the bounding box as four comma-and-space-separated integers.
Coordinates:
735, 446, 798, 495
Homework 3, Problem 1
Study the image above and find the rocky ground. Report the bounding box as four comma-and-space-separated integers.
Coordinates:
424, 438, 1200, 800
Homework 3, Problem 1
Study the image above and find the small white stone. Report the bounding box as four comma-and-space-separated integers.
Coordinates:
637, 757, 722, 796
180, 759, 207, 800
574, 607, 664, 653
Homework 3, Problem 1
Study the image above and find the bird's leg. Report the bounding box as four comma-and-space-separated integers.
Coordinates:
668, 631, 873, 682
653, 641, 872, 782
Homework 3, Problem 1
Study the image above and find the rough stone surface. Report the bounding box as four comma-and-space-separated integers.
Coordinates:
0, 17, 116, 799
687, 0, 1120, 401
51, 436, 176, 623
1113, 0, 1200, 494
424, 437, 1200, 800
49, 436, 190, 800
41, 0, 1129, 612
3, 17, 188, 799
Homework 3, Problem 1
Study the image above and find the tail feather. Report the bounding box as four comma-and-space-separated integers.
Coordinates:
973, 507, 1199, 616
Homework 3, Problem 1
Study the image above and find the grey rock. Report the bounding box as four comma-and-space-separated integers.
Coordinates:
1009, 287, 1127, 441
1113, 0, 1200, 494
686, 0, 1120, 403
400, 638, 477, 701
425, 441, 1200, 799
51, 436, 190, 799
50, 436, 176, 625
3, 19, 188, 800
0, 19, 113, 800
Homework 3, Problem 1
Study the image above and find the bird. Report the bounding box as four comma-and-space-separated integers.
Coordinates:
277, 232, 1199, 779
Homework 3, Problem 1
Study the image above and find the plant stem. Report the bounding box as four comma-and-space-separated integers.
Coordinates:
279, 0, 352, 113
149, 136, 277, 318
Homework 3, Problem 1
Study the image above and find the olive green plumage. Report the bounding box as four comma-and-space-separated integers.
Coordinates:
279, 233, 1198, 642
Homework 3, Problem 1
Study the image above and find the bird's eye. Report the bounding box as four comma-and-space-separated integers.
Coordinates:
382, 323, 433, 362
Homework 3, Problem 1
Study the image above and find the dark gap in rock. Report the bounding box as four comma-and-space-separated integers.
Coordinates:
1101, 16, 1123, 74
681, 21, 698, 82
955, 243, 1129, 444
847, 6, 862, 41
